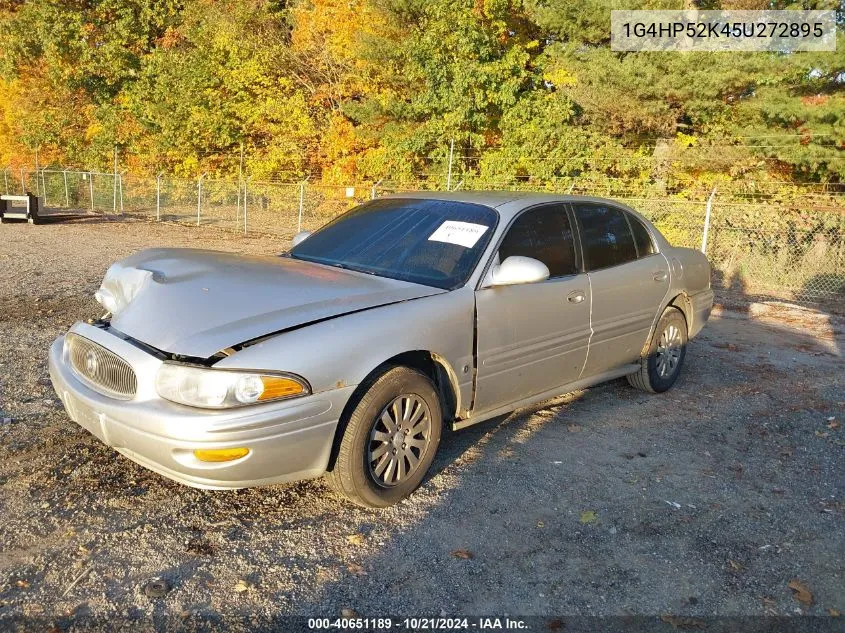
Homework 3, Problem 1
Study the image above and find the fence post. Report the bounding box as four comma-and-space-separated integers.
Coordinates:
3, 168, 8, 195
113, 146, 118, 214
371, 178, 383, 200
19, 168, 25, 194
243, 179, 248, 234
89, 172, 96, 214
446, 139, 454, 191
118, 172, 124, 214
237, 141, 244, 223
701, 186, 716, 254
197, 173, 206, 226
156, 172, 163, 221
297, 181, 305, 232
34, 147, 40, 196
236, 180, 241, 223
63, 169, 69, 207
41, 169, 48, 207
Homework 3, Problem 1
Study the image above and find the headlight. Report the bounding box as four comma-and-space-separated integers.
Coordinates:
155, 364, 310, 409
95, 263, 152, 316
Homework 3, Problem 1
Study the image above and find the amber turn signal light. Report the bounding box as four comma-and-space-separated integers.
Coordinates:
258, 376, 306, 401
193, 447, 250, 462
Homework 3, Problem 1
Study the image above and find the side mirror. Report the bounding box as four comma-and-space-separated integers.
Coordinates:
291, 230, 312, 248
489, 256, 550, 287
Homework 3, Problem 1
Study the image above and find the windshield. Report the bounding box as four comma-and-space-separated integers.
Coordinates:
289, 198, 498, 290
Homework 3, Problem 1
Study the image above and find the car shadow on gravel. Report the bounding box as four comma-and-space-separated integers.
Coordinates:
257, 312, 843, 619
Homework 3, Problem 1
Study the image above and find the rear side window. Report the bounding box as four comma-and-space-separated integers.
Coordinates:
628, 213, 656, 257
574, 203, 637, 271
498, 204, 577, 278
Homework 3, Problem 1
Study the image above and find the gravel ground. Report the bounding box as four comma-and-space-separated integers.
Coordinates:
0, 218, 843, 630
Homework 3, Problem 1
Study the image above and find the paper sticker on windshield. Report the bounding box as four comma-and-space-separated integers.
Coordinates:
428, 221, 489, 248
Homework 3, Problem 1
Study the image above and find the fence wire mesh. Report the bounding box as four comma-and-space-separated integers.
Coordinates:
4, 167, 843, 308
242, 181, 301, 236
119, 174, 156, 218
156, 177, 197, 224
706, 202, 845, 303
199, 178, 241, 232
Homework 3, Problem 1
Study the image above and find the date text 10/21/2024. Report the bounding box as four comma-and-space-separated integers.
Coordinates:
307, 617, 529, 630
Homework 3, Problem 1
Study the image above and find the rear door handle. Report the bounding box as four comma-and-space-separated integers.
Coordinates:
567, 290, 586, 304
652, 271, 668, 282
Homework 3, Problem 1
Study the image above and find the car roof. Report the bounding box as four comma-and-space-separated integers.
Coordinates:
383, 190, 527, 208
382, 190, 642, 222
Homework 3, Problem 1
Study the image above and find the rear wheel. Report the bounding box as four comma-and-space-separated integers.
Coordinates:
326, 366, 442, 508
627, 306, 688, 393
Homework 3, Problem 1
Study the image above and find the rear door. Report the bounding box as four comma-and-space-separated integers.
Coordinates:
574, 202, 669, 376
474, 203, 591, 412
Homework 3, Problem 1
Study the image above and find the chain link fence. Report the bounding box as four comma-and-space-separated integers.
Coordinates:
5, 168, 122, 215
3, 167, 843, 308
705, 201, 845, 303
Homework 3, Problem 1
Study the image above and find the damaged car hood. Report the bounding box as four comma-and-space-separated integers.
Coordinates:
106, 248, 445, 358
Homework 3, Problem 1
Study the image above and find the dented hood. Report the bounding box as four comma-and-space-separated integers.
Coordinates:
106, 248, 444, 358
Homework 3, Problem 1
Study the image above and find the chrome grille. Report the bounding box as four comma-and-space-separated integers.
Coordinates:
66, 333, 137, 400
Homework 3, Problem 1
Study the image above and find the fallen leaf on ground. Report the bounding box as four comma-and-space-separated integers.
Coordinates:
828, 608, 840, 617
788, 579, 814, 606
712, 342, 739, 352
827, 420, 839, 430
579, 510, 597, 524
451, 549, 473, 559
15, 580, 29, 589
346, 534, 365, 546
347, 564, 368, 576
547, 620, 563, 630
234, 580, 250, 593
567, 423, 581, 432
728, 559, 744, 571
341, 608, 360, 618
537, 521, 545, 528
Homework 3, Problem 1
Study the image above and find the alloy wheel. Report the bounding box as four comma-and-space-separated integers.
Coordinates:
367, 394, 432, 487
655, 323, 683, 378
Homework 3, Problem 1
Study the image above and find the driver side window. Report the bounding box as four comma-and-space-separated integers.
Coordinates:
498, 204, 577, 279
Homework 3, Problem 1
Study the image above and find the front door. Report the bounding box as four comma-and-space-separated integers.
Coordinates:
474, 204, 592, 413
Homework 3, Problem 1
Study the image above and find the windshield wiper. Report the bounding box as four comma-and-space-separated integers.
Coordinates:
291, 254, 379, 276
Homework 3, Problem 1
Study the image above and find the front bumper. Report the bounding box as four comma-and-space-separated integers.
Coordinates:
48, 323, 355, 489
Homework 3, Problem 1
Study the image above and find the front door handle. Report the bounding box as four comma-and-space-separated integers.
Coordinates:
652, 271, 668, 282
567, 290, 586, 304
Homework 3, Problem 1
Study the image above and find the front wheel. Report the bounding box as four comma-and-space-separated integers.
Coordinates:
326, 366, 442, 508
627, 306, 688, 393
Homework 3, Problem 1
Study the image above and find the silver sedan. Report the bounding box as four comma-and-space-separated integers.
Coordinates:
49, 192, 713, 507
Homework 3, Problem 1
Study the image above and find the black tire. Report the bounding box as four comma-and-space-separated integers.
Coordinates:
326, 366, 442, 508
627, 306, 688, 393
